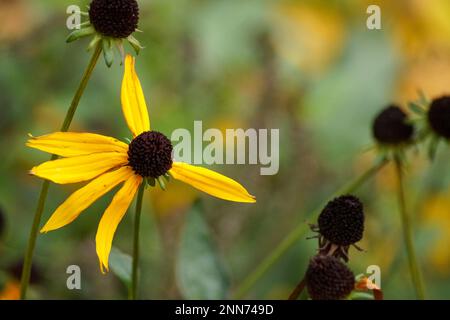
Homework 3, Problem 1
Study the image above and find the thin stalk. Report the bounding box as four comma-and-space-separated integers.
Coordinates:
130, 184, 145, 300
288, 277, 306, 300
20, 44, 102, 299
233, 158, 388, 299
394, 156, 425, 299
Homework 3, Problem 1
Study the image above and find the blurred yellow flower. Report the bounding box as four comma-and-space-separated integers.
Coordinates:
271, 2, 345, 75
422, 193, 450, 275
0, 0, 35, 43
396, 55, 450, 105
27, 55, 255, 273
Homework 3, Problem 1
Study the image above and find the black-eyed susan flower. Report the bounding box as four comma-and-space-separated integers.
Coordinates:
427, 96, 450, 140
370, 104, 416, 165
407, 94, 450, 159
27, 55, 256, 272
373, 105, 414, 146
305, 255, 355, 300
67, 0, 143, 67
310, 195, 364, 262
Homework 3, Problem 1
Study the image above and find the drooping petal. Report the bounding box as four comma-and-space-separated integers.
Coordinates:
96, 175, 142, 273
40, 166, 135, 233
26, 132, 128, 157
30, 152, 129, 184
169, 162, 256, 203
121, 55, 150, 137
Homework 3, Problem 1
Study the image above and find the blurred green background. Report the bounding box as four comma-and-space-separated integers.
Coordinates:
0, 0, 449, 299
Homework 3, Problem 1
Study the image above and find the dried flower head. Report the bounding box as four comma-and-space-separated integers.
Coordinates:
305, 255, 355, 300
310, 195, 364, 262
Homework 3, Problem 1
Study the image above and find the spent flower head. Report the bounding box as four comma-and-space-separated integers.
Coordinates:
67, 0, 143, 67
310, 195, 365, 262
305, 255, 355, 300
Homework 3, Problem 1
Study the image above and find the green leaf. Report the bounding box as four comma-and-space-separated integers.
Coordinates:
176, 203, 230, 299
109, 247, 132, 287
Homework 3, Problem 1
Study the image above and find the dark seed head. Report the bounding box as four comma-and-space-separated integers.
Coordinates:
372, 105, 414, 145
89, 0, 139, 38
428, 96, 450, 139
318, 195, 364, 246
128, 131, 173, 178
305, 255, 355, 300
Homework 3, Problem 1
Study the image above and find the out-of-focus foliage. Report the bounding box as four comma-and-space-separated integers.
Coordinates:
0, 0, 449, 299
176, 203, 230, 299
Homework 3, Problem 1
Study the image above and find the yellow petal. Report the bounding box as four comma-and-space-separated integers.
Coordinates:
40, 166, 135, 232
30, 152, 129, 184
169, 162, 256, 203
121, 55, 150, 137
96, 175, 142, 273
26, 132, 128, 157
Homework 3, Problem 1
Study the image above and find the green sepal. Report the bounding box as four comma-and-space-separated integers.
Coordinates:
146, 177, 156, 188
417, 89, 430, 107
163, 173, 171, 183
408, 101, 425, 115
102, 38, 114, 68
157, 176, 167, 191
66, 25, 95, 43
87, 34, 102, 51
127, 35, 144, 55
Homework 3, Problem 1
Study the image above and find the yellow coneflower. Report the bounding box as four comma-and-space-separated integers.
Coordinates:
27, 55, 255, 273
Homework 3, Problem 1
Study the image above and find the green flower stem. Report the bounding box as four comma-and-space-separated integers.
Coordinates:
20, 44, 103, 300
394, 156, 425, 299
130, 183, 145, 300
233, 158, 389, 299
